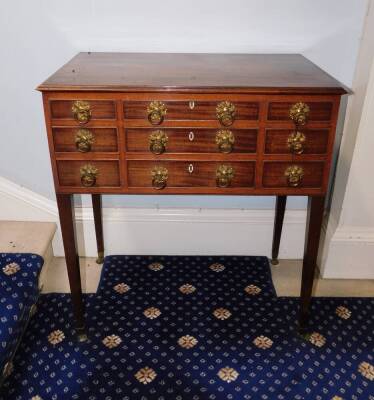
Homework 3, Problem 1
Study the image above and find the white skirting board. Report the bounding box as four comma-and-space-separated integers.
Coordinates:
1, 175, 373, 278
0, 176, 307, 258
55, 207, 307, 258
321, 220, 374, 279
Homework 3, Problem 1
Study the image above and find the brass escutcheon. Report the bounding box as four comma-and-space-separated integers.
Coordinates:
216, 129, 235, 153
289, 102, 310, 126
216, 164, 235, 188
147, 101, 167, 125
72, 100, 91, 124
80, 164, 98, 187
285, 165, 304, 187
216, 101, 236, 126
151, 166, 168, 189
75, 129, 95, 152
149, 130, 168, 154
287, 131, 306, 154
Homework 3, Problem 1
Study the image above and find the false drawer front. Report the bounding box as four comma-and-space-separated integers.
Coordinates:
50, 100, 116, 121
262, 162, 325, 188
126, 128, 258, 154
57, 161, 120, 187
267, 101, 333, 122
52, 127, 118, 153
264, 128, 329, 154
123, 100, 259, 122
127, 161, 255, 189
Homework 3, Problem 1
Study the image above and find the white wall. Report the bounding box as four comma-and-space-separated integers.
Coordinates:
0, 0, 368, 209
321, 57, 374, 279
320, 1, 374, 279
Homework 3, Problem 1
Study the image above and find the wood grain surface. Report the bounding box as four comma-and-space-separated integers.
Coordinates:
57, 160, 120, 187
124, 100, 259, 120
264, 129, 329, 154
53, 127, 118, 153
50, 100, 116, 120
262, 161, 325, 188
38, 53, 348, 94
125, 128, 258, 154
127, 161, 255, 188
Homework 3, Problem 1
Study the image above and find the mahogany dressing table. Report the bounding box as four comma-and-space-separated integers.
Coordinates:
37, 53, 347, 341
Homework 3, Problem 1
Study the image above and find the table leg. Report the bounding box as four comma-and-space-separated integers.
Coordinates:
299, 195, 325, 334
56, 193, 87, 341
92, 194, 104, 264
271, 195, 287, 265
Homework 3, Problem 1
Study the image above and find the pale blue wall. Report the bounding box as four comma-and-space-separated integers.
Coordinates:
0, 0, 368, 209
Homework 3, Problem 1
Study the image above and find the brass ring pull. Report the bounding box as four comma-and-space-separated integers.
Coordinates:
289, 102, 310, 126
216, 164, 234, 188
80, 164, 98, 187
72, 100, 91, 124
216, 101, 236, 126
216, 129, 235, 153
75, 129, 94, 152
147, 101, 167, 125
151, 166, 168, 189
149, 130, 168, 154
287, 131, 306, 155
285, 165, 304, 187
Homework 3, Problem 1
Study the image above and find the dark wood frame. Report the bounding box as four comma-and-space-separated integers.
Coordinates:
271, 195, 287, 265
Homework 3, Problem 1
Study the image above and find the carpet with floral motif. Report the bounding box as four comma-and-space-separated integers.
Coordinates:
0, 255, 373, 400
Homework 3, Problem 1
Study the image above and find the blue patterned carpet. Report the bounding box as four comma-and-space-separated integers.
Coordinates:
0, 255, 373, 399
0, 253, 43, 384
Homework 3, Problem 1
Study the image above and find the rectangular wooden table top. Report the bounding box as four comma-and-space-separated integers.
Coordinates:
38, 52, 347, 94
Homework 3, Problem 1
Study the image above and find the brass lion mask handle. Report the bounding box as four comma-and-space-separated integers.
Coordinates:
285, 165, 304, 187
287, 131, 306, 155
216, 129, 235, 153
216, 164, 235, 188
147, 101, 167, 125
216, 101, 236, 126
80, 164, 98, 187
151, 166, 168, 189
289, 102, 310, 126
72, 100, 91, 124
75, 129, 94, 152
149, 130, 168, 154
